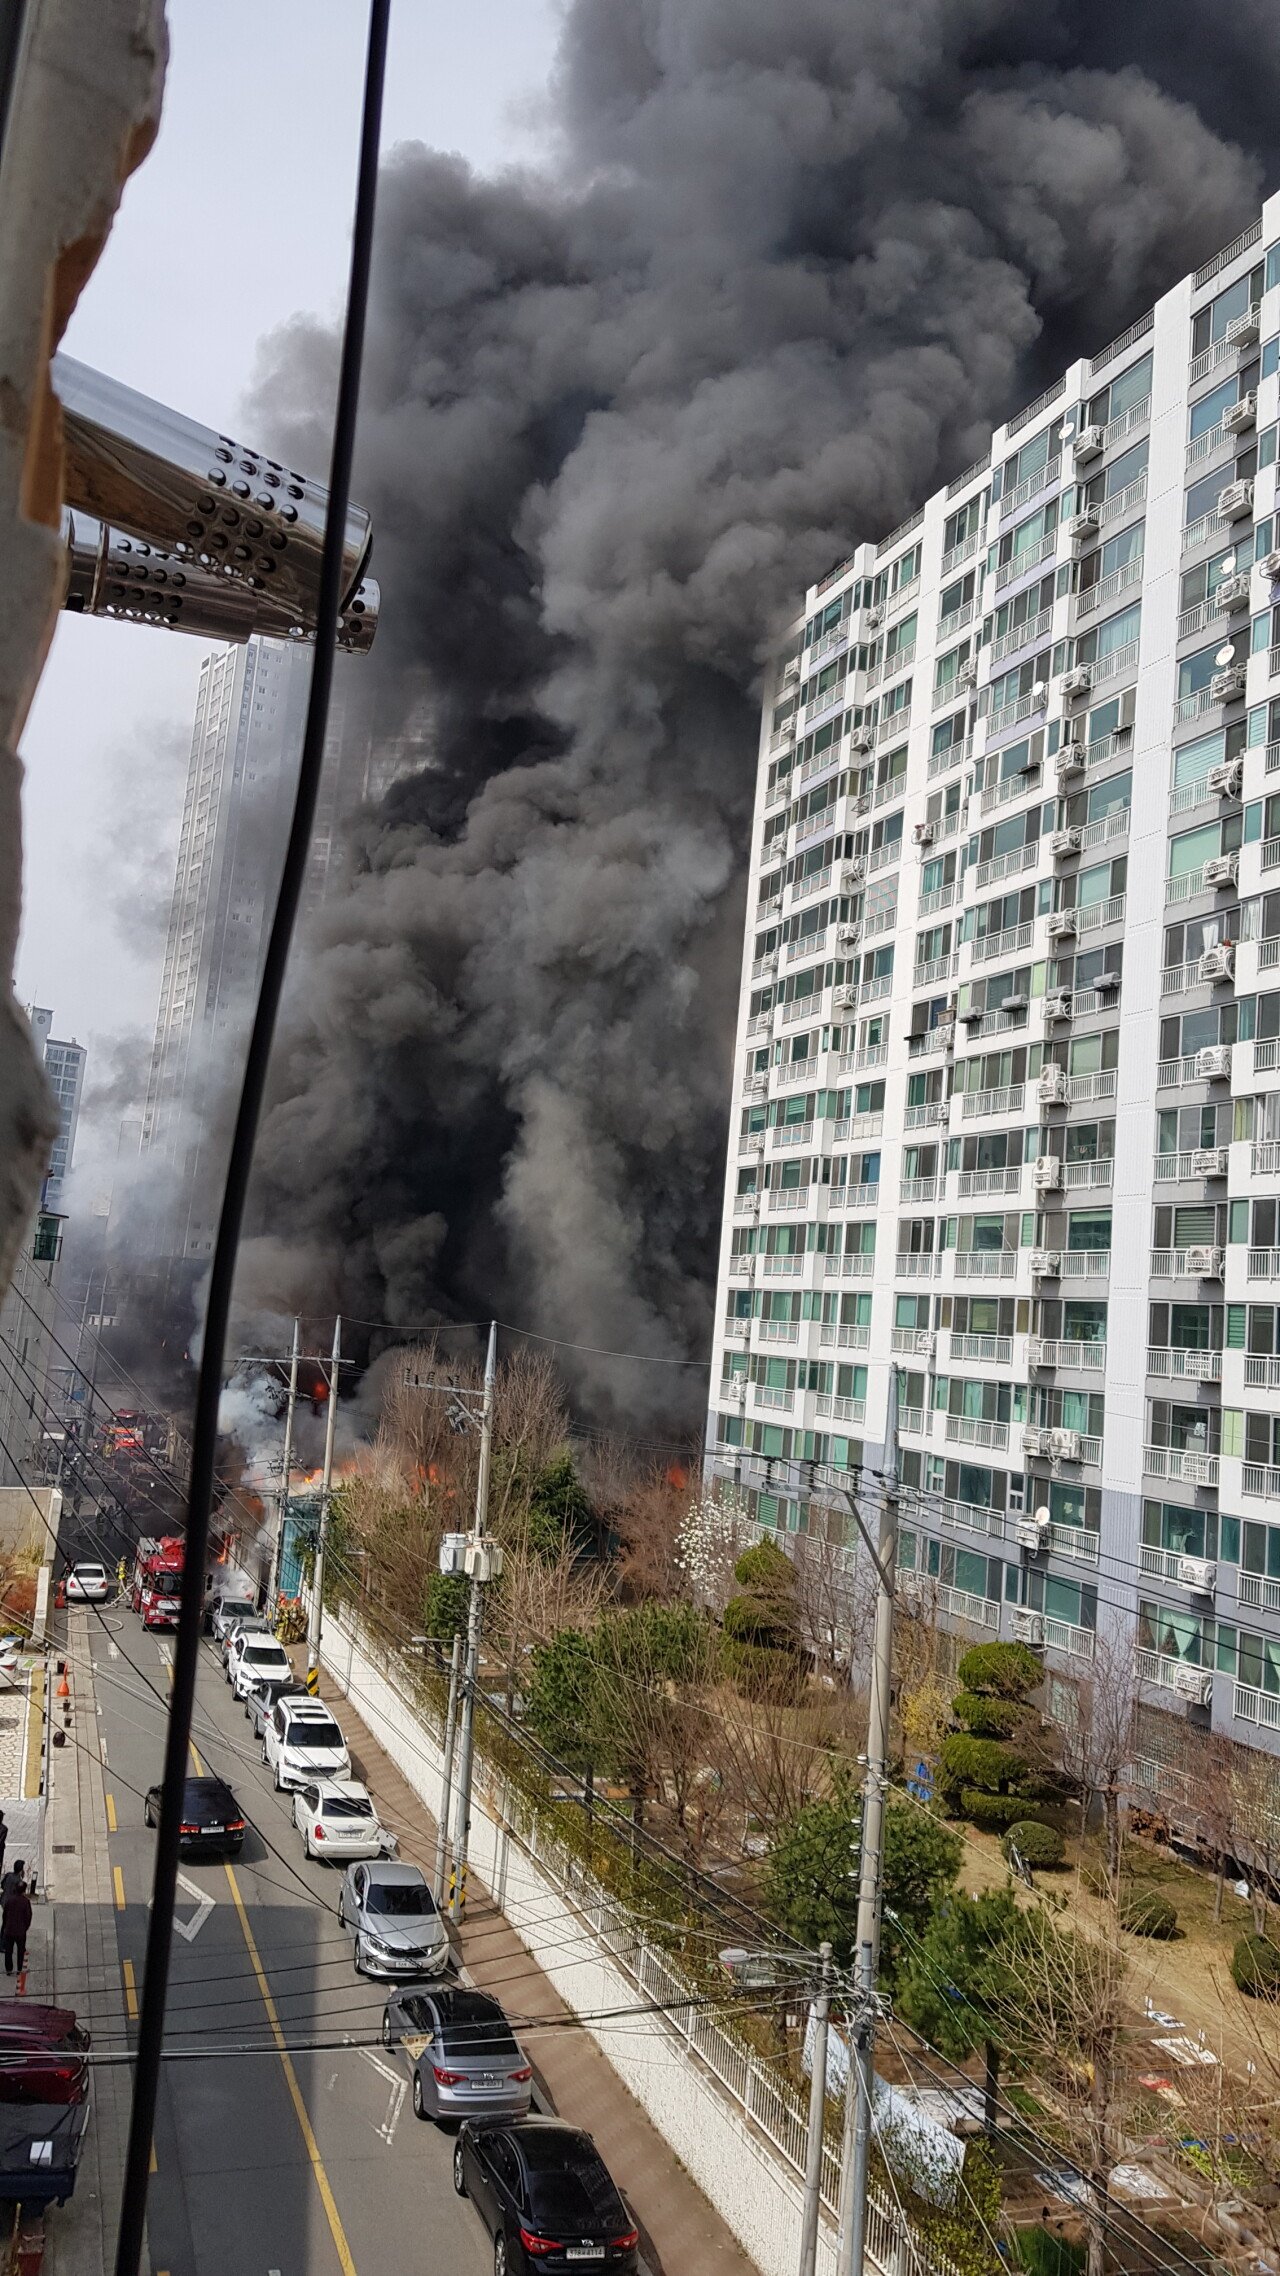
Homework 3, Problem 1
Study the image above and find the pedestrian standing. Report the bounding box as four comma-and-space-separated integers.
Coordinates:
2, 1879, 31, 1976
1, 1860, 24, 1905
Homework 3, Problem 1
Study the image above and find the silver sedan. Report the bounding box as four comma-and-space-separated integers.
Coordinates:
337, 1859, 450, 1978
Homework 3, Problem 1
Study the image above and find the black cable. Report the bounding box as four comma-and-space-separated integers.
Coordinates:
112, 14, 390, 2269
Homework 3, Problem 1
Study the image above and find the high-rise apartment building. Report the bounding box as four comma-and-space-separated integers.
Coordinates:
0, 1008, 84, 1486
709, 196, 1280, 1769
27, 1006, 85, 1212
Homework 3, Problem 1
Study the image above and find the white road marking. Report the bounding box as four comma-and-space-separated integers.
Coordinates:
108, 1640, 119, 1660
156, 1641, 173, 1667
361, 2046, 407, 2144
172, 1871, 215, 1944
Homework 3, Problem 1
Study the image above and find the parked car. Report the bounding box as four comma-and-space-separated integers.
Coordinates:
207, 1590, 258, 1643
292, 1778, 395, 1863
0, 2007, 89, 2105
337, 1859, 449, 1978
244, 1672, 308, 1739
143, 1774, 245, 1857
64, 1562, 110, 1604
453, 2116, 639, 2274
384, 1986, 531, 2124
227, 1634, 293, 1700
263, 1697, 351, 1790
218, 1611, 271, 1662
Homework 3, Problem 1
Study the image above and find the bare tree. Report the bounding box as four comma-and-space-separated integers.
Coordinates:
1229, 1742, 1280, 1936
1054, 1625, 1137, 1893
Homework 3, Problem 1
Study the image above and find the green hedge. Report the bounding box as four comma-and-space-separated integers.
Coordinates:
961, 1789, 1038, 1829
1002, 1821, 1064, 1868
1120, 1891, 1178, 1939
951, 1691, 1021, 1740
1232, 1935, 1280, 1997
940, 1731, 1026, 1793
957, 1641, 1045, 1699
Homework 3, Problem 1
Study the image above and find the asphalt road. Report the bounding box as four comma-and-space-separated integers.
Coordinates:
80, 1599, 493, 2276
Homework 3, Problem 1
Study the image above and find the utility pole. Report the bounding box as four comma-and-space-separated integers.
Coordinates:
434, 1630, 463, 1905
839, 1368, 901, 2276
269, 1316, 301, 1610
305, 1315, 341, 1697
450, 1318, 496, 1924
799, 1940, 834, 2276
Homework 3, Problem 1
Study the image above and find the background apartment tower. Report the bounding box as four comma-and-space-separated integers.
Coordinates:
709, 193, 1280, 1780
0, 1008, 86, 1485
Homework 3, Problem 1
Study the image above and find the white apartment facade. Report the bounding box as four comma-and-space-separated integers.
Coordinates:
708, 195, 1280, 1768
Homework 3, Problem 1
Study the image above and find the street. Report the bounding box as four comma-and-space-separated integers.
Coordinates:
77, 1598, 491, 2276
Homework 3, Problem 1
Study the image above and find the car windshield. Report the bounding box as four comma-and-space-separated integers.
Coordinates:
366, 1882, 433, 1917
288, 1723, 343, 1751
220, 1602, 255, 1621
526, 2165, 622, 2230
242, 1645, 287, 1665
323, 1795, 373, 1821
74, 1566, 105, 1580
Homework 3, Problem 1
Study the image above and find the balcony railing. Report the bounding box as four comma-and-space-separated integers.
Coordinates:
1234, 1681, 1280, 1730
1098, 474, 1148, 529
1261, 938, 1280, 970
818, 1323, 870, 1350
1075, 554, 1143, 620
751, 1384, 794, 1411
938, 1498, 1006, 1539
937, 600, 975, 644
972, 920, 1033, 964
1254, 1143, 1280, 1175
764, 1187, 809, 1210
949, 1332, 1012, 1364
918, 882, 958, 917
1249, 1249, 1280, 1278
835, 1045, 888, 1075
761, 1255, 805, 1276
944, 1414, 1010, 1450
1050, 1523, 1100, 1564
757, 1320, 799, 1343
995, 534, 1056, 592
896, 1253, 942, 1277
1076, 892, 1126, 933
915, 952, 958, 987
877, 709, 911, 745
815, 1394, 866, 1424
1064, 1070, 1117, 1104
1244, 1355, 1280, 1389
1153, 1150, 1228, 1182
1060, 1250, 1111, 1277
1035, 1338, 1106, 1370
956, 1166, 1022, 1196
822, 1254, 875, 1278
1238, 1572, 1280, 1611
940, 530, 982, 577
927, 736, 973, 780
935, 1582, 1000, 1631
985, 694, 1048, 742
1063, 1157, 1113, 1189
1243, 1463, 1280, 1498
1144, 1446, 1219, 1486
961, 1084, 1025, 1118
991, 607, 1053, 668
1044, 1618, 1095, 1661
899, 1176, 941, 1204
1001, 459, 1062, 521
904, 1101, 948, 1129
952, 1250, 1018, 1278
772, 1121, 813, 1148
979, 768, 1040, 818
1185, 417, 1237, 470
1148, 1346, 1223, 1381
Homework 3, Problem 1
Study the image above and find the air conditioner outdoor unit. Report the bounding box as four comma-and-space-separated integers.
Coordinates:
1015, 1510, 1051, 1552
766, 894, 783, 913
1011, 1608, 1046, 1645
1199, 942, 1235, 982
1030, 1248, 1062, 1278
781, 658, 800, 684
936, 1021, 957, 1053
850, 725, 874, 753
957, 659, 978, 691
1033, 1155, 1063, 1190
1207, 759, 1242, 797
748, 1132, 766, 1154
1051, 827, 1083, 857
1259, 549, 1280, 582
833, 984, 859, 1010
1177, 1556, 1217, 1595
1224, 391, 1258, 435
836, 923, 862, 948
1025, 1338, 1046, 1369
1073, 424, 1106, 462
1067, 507, 1101, 545
748, 1074, 769, 1096
1191, 1146, 1228, 1176
1213, 573, 1252, 612
1046, 910, 1077, 940
864, 606, 883, 630
1039, 1064, 1069, 1103
1186, 1243, 1224, 1278
1095, 967, 1121, 992
841, 859, 867, 886
1195, 1044, 1231, 1079
1209, 666, 1246, 701
960, 1002, 984, 1024
1172, 1664, 1214, 1706
1043, 991, 1073, 1022
730, 1378, 748, 1402
1226, 310, 1260, 348
1002, 992, 1029, 1012
745, 1193, 762, 1216
1204, 853, 1239, 889
1060, 666, 1095, 698
1050, 1427, 1083, 1462
915, 1330, 937, 1357
1217, 478, 1254, 520
1021, 1428, 1051, 1460
913, 820, 936, 846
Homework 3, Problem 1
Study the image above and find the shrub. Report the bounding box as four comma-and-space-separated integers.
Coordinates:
733, 1539, 796, 1592
957, 1641, 1045, 1700
1232, 1934, 1280, 1998
1002, 1821, 1065, 1869
1120, 1892, 1178, 1940
951, 1691, 1021, 1740
962, 1789, 1040, 1830
941, 1732, 1026, 1794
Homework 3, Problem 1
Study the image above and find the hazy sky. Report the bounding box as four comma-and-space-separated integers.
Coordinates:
16, 0, 561, 1049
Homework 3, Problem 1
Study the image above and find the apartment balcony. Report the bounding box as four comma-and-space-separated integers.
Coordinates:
891, 1327, 929, 1354
949, 1332, 1012, 1365
1027, 1431, 1103, 1465
1049, 1523, 1100, 1564
944, 1414, 1010, 1451
791, 865, 833, 904
1143, 1446, 1219, 1487
900, 1175, 942, 1203
822, 1254, 875, 1278
772, 1120, 813, 1148
985, 693, 1049, 743
918, 882, 958, 917
768, 722, 796, 753
867, 840, 902, 876
961, 1083, 1025, 1118
818, 1323, 870, 1350
941, 529, 982, 578
1234, 1682, 1280, 1731
1079, 808, 1130, 857
722, 1318, 750, 1341
1166, 775, 1238, 823
1098, 473, 1148, 529
815, 1394, 866, 1424
733, 1192, 764, 1215
1063, 1070, 1117, 1105
877, 709, 911, 746
888, 575, 920, 619
995, 532, 1056, 591
836, 1045, 888, 1075
1189, 324, 1255, 387
761, 1255, 805, 1276
1074, 553, 1143, 621
746, 1011, 772, 1039
973, 842, 1039, 892
1184, 417, 1238, 475
937, 599, 976, 644
1248, 1249, 1280, 1279
751, 1384, 794, 1412
757, 1320, 800, 1344
784, 932, 828, 964
833, 1111, 885, 1142
956, 1166, 1022, 1197
1001, 458, 1062, 521
1159, 956, 1218, 993
1150, 1249, 1223, 1279
927, 735, 973, 780
899, 1405, 930, 1436
1153, 1149, 1229, 1182
1059, 1250, 1111, 1279
1255, 1142, 1280, 1175
1138, 1645, 1214, 1702
1033, 1338, 1107, 1371
763, 1186, 809, 1211
904, 1101, 949, 1129
908, 1027, 956, 1060
1076, 892, 1126, 934
914, 952, 958, 989
1158, 1052, 1230, 1089
1255, 1038, 1280, 1076
952, 1250, 1018, 1278
990, 607, 1053, 669
979, 768, 1041, 819
972, 919, 1033, 964
1243, 1463, 1280, 1498
1237, 1571, 1280, 1612
810, 622, 851, 664
964, 1006, 1029, 1042
1148, 1346, 1223, 1382
896, 1252, 943, 1277
802, 685, 846, 729
1140, 1544, 1216, 1588
1244, 1354, 1280, 1389
1062, 1158, 1113, 1190
1089, 639, 1140, 691
935, 1582, 1000, 1631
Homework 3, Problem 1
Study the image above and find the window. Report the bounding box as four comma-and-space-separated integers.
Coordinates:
1068, 1210, 1111, 1251
1192, 264, 1264, 359
1088, 351, 1152, 430
932, 710, 968, 758
1189, 374, 1242, 440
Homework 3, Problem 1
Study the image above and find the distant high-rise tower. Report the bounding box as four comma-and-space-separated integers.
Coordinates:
26, 1006, 85, 1212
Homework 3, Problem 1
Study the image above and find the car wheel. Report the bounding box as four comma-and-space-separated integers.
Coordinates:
412, 2069, 428, 2121
494, 2235, 507, 2276
453, 2140, 467, 2197
380, 2009, 392, 2048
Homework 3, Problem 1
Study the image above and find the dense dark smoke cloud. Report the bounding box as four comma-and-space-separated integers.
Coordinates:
235, 0, 1274, 1423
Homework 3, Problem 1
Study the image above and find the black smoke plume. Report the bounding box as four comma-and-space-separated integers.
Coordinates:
233, 0, 1272, 1422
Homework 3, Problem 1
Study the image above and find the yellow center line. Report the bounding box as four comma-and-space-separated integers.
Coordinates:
222, 1861, 358, 2276
188, 1740, 205, 1775
121, 1958, 138, 2020
106, 1791, 117, 1834
113, 1865, 126, 1913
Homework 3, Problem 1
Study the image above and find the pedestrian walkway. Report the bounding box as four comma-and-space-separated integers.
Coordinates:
312, 1662, 759, 2276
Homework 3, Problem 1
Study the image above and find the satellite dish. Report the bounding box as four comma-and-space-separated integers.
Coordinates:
1215, 643, 1236, 666
1035, 1506, 1051, 1531
1061, 419, 1076, 442
1220, 552, 1237, 575
1032, 681, 1047, 703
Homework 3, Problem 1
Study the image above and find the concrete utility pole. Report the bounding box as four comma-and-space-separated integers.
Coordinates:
306, 1315, 341, 1696
799, 1940, 834, 2276
839, 1368, 901, 2276
450, 1318, 496, 1924
269, 1315, 301, 1608
434, 1630, 463, 1905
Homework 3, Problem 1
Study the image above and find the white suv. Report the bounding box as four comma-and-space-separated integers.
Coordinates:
227, 1634, 293, 1701
263, 1697, 351, 1791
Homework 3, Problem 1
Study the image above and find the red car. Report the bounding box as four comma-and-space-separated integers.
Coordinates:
0, 2006, 89, 2104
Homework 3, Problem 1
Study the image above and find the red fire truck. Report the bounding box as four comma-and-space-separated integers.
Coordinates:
130, 1536, 184, 1629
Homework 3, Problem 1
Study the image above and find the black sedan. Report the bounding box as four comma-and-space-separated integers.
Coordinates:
143, 1774, 245, 1856
453, 2116, 639, 2274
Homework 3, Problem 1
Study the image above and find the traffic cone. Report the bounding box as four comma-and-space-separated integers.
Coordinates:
56, 1671, 69, 1700
54, 1581, 65, 1610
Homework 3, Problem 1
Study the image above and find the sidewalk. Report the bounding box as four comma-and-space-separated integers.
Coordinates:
313, 1661, 760, 2276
